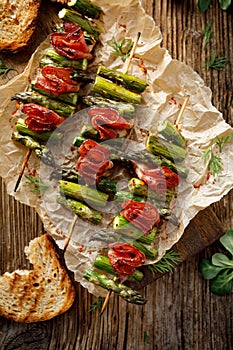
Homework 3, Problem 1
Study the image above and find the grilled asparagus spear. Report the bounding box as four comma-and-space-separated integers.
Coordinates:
12, 132, 55, 167
94, 255, 143, 282
59, 180, 109, 208
58, 195, 102, 224
31, 81, 79, 106
97, 65, 148, 93
67, 0, 103, 19
15, 118, 61, 142
146, 134, 187, 163
83, 269, 147, 304
11, 91, 75, 118
40, 48, 88, 70
91, 76, 142, 104
82, 95, 136, 119
58, 8, 101, 39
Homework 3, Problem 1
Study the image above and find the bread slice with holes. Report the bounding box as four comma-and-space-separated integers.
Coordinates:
0, 0, 41, 51
0, 233, 76, 322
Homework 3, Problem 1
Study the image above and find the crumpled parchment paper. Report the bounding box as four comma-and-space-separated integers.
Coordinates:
0, 0, 233, 297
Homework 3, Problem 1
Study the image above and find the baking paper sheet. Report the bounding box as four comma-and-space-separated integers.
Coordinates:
0, 0, 233, 296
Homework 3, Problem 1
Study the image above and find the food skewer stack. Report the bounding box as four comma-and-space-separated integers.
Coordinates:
9, 0, 190, 308
11, 1, 103, 192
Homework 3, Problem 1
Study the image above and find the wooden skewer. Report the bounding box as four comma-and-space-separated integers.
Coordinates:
14, 149, 32, 192
63, 214, 79, 255
100, 33, 141, 315
175, 95, 190, 128
123, 32, 141, 74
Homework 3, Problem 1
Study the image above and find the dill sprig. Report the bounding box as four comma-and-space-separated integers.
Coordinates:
25, 175, 49, 196
147, 250, 181, 275
88, 297, 104, 313
108, 37, 133, 62
203, 20, 213, 49
205, 55, 229, 70
203, 134, 232, 178
0, 59, 17, 78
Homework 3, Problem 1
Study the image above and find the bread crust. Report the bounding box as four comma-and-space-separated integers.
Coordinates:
0, 234, 76, 323
0, 0, 41, 52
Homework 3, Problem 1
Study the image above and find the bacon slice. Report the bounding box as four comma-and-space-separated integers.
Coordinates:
76, 139, 113, 185
88, 107, 132, 140
22, 103, 65, 133
135, 164, 179, 191
35, 66, 79, 96
51, 25, 93, 60
108, 242, 145, 279
121, 199, 160, 235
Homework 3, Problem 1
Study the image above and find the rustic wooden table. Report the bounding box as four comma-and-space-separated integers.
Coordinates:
0, 1, 232, 349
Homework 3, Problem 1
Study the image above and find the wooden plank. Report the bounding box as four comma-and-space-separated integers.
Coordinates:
128, 206, 225, 289
0, 1, 233, 349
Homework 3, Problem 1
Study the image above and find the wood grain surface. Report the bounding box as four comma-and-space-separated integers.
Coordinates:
0, 1, 233, 349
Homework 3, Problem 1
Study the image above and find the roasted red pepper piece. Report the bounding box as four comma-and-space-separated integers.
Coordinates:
22, 103, 65, 133
88, 107, 132, 140
121, 200, 160, 235
108, 242, 145, 279
76, 139, 113, 185
35, 66, 79, 96
51, 25, 93, 60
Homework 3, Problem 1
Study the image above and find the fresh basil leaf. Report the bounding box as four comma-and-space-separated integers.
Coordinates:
198, 0, 211, 12
200, 259, 224, 279
219, 0, 232, 10
220, 230, 233, 256
210, 271, 233, 295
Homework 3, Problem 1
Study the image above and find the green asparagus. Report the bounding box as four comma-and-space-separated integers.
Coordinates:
68, 0, 103, 19
97, 65, 148, 93
16, 118, 61, 142
40, 48, 88, 70
146, 134, 187, 162
157, 121, 186, 147
128, 178, 174, 203
11, 91, 75, 118
59, 180, 109, 208
82, 95, 136, 119
58, 8, 101, 38
58, 195, 102, 224
31, 81, 79, 106
112, 215, 157, 244
12, 132, 55, 167
83, 269, 147, 304
132, 241, 158, 259
70, 71, 94, 83
91, 76, 142, 104
94, 255, 143, 282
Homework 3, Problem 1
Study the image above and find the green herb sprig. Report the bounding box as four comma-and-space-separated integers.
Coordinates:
0, 59, 17, 78
200, 230, 233, 295
147, 250, 181, 275
88, 297, 104, 313
198, 0, 232, 13
205, 55, 229, 70
108, 37, 133, 62
202, 134, 232, 178
203, 20, 213, 49
25, 175, 49, 196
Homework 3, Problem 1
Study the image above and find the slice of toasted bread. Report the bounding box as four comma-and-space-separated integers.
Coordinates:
0, 233, 76, 322
0, 0, 41, 52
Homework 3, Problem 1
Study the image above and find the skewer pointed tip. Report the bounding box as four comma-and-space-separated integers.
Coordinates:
14, 149, 32, 192
63, 214, 78, 255
100, 291, 111, 315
